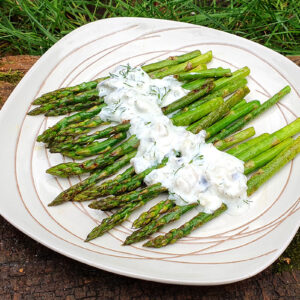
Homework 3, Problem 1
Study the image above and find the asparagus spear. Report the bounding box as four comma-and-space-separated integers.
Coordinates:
232, 99, 247, 110
37, 105, 103, 143
28, 89, 100, 115
177, 68, 232, 81
78, 175, 144, 200
74, 157, 168, 201
171, 97, 224, 126
175, 78, 248, 116
89, 183, 167, 211
75, 166, 137, 202
247, 136, 300, 196
90, 165, 135, 191
50, 122, 130, 152
85, 196, 153, 242
214, 127, 255, 151
124, 203, 198, 245
63, 115, 103, 129
56, 113, 106, 137
177, 68, 249, 114
48, 117, 110, 147
132, 199, 175, 229
207, 86, 291, 143
75, 131, 127, 156
46, 135, 140, 177
149, 51, 213, 79
144, 204, 227, 248
226, 133, 270, 156
96, 165, 135, 185
181, 78, 214, 91
32, 78, 106, 105
60, 131, 127, 159
48, 151, 137, 206
141, 50, 201, 73
45, 100, 104, 116
236, 118, 300, 161
212, 67, 250, 92
244, 138, 294, 174
204, 100, 260, 139
187, 86, 250, 133
175, 64, 207, 79
162, 81, 215, 115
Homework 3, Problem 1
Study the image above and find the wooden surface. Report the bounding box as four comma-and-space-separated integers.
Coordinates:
0, 55, 299, 299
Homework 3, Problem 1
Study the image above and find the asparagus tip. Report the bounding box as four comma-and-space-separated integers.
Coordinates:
48, 200, 60, 207
85, 236, 93, 242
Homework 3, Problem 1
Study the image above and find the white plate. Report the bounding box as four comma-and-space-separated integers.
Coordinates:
0, 17, 299, 285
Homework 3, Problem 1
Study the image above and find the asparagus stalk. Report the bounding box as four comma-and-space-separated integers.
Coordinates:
51, 116, 105, 140
204, 100, 260, 140
144, 204, 227, 248
162, 81, 215, 115
76, 175, 144, 200
141, 50, 201, 73
149, 51, 213, 79
177, 78, 248, 116
181, 78, 214, 91
175, 64, 207, 79
48, 117, 110, 147
28, 89, 100, 115
236, 118, 300, 161
37, 105, 103, 143
171, 97, 224, 126
124, 203, 198, 245
175, 68, 249, 115
92, 166, 135, 191
85, 198, 150, 242
132, 199, 175, 229
75, 131, 127, 157
46, 135, 140, 177
214, 127, 255, 151
177, 67, 232, 81
244, 138, 294, 175
74, 157, 168, 201
232, 99, 247, 110
56, 113, 106, 137
226, 133, 269, 156
89, 183, 167, 211
247, 136, 300, 196
187, 86, 250, 133
85, 196, 153, 242
45, 100, 104, 116
60, 131, 127, 159
48, 151, 137, 206
32, 78, 106, 105
64, 115, 103, 129
50, 122, 130, 152
212, 67, 250, 92
207, 86, 291, 143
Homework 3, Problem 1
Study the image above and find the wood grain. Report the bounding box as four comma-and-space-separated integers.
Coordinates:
0, 55, 299, 299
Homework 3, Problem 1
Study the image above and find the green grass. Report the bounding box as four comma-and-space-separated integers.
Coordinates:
0, 0, 299, 56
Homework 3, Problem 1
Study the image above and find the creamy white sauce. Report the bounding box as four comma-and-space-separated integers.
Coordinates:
98, 65, 249, 214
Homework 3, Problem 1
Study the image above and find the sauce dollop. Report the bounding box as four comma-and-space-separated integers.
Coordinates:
98, 65, 248, 213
